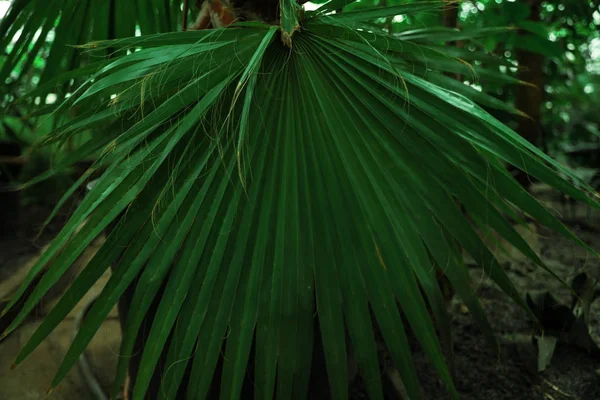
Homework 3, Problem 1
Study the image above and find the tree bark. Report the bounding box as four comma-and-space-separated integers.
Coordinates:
442, 2, 459, 33
443, 2, 462, 81
513, 0, 544, 187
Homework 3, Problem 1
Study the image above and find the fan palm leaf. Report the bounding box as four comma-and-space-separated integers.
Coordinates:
1, 1, 599, 400
0, 0, 181, 89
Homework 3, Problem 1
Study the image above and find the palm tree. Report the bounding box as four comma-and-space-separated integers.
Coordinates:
1, 1, 598, 399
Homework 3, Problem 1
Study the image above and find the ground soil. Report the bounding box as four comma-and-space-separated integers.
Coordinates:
406, 223, 600, 400
1, 185, 600, 399
407, 185, 600, 400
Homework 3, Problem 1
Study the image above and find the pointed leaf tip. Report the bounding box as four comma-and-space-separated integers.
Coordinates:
280, 0, 302, 47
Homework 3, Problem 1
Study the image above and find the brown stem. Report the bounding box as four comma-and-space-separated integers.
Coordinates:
442, 1, 459, 32
443, 1, 462, 81
182, 0, 189, 30
513, 0, 544, 188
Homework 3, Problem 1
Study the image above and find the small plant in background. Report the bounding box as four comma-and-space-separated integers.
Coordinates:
0, 1, 599, 399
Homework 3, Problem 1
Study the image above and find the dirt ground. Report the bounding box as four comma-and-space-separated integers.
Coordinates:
0, 205, 117, 400
1, 185, 600, 399
409, 184, 600, 400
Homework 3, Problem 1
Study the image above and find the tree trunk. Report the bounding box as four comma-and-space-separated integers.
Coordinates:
442, 2, 458, 32
443, 2, 462, 81
513, 0, 544, 188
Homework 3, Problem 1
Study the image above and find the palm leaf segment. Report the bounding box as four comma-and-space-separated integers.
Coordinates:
0, 0, 180, 89
2, 1, 599, 399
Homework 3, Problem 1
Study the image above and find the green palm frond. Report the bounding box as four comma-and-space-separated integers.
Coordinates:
2, 2, 599, 400
0, 0, 181, 93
